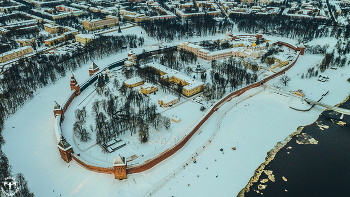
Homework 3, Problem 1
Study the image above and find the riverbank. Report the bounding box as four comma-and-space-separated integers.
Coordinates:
240, 93, 350, 197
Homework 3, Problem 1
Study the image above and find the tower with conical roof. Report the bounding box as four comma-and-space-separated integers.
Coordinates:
297, 43, 305, 55
53, 100, 64, 119
70, 73, 81, 95
70, 73, 77, 90
89, 62, 100, 77
58, 136, 74, 163
113, 155, 127, 179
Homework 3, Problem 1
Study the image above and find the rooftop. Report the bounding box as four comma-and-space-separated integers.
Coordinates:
124, 77, 143, 85
143, 62, 204, 90
89, 62, 99, 70
159, 95, 178, 103
113, 155, 126, 166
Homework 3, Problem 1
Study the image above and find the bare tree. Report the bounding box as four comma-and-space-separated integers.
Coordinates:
139, 124, 149, 143
280, 75, 291, 86
73, 121, 91, 142
164, 117, 171, 130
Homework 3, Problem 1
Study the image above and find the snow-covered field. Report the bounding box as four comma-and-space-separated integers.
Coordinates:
152, 52, 350, 197
61, 75, 207, 166
2, 26, 350, 197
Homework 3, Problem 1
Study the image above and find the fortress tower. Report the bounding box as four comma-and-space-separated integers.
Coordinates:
70, 73, 81, 95
53, 101, 64, 120
113, 155, 127, 180
89, 62, 100, 77
58, 136, 73, 163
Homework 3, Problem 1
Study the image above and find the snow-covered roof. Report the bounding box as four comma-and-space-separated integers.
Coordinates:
89, 62, 99, 70
140, 82, 156, 89
57, 136, 71, 150
44, 23, 59, 29
124, 77, 143, 85
142, 62, 204, 91
298, 43, 305, 48
76, 34, 97, 39
124, 60, 133, 65
113, 155, 126, 166
0, 46, 32, 58
159, 95, 178, 104
54, 101, 61, 109
171, 115, 180, 121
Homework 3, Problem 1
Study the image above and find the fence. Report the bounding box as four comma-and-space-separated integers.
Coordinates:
54, 43, 302, 177
126, 46, 301, 174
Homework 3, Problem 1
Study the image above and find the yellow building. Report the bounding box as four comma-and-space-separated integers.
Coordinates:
44, 23, 60, 34
75, 34, 97, 44
45, 35, 65, 46
268, 59, 290, 72
17, 38, 36, 47
290, 89, 305, 97
82, 15, 118, 31
158, 95, 179, 107
142, 62, 204, 97
44, 26, 78, 46
178, 41, 266, 61
124, 77, 144, 88
140, 83, 158, 94
171, 115, 181, 123
0, 46, 33, 63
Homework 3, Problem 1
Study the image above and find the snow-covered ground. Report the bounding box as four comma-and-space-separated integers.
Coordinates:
152, 51, 350, 197
2, 27, 350, 197
61, 75, 207, 166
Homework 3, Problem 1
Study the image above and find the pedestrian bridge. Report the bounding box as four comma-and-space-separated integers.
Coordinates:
304, 98, 350, 115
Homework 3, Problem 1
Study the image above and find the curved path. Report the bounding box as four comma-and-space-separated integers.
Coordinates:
143, 88, 264, 196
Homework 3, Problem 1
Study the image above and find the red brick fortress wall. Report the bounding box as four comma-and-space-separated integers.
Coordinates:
54, 44, 301, 178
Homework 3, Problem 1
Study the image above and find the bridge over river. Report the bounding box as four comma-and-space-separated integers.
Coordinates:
304, 98, 350, 115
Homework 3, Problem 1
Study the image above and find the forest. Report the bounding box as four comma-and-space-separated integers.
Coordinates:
73, 76, 171, 147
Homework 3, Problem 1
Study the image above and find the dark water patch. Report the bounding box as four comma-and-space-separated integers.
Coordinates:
244, 100, 350, 197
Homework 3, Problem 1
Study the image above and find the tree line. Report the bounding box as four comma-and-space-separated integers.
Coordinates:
140, 15, 232, 42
